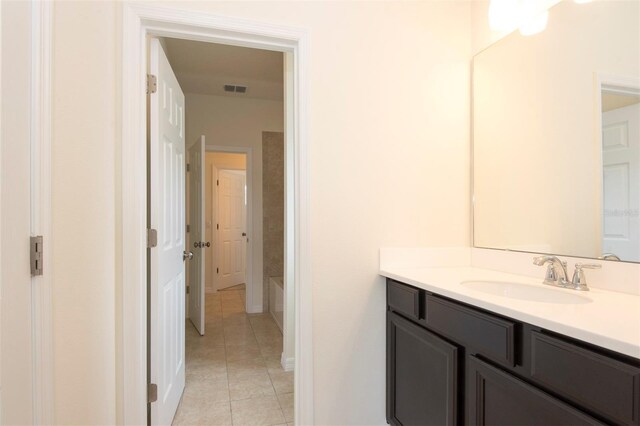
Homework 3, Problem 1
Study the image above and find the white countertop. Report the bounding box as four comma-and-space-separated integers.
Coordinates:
380, 265, 640, 359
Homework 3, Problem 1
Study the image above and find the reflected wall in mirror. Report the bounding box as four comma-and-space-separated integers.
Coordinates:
473, 0, 640, 263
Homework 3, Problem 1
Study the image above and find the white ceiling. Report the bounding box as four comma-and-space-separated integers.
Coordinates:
163, 38, 284, 101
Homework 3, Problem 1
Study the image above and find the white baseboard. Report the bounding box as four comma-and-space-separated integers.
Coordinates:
281, 353, 295, 372
246, 304, 263, 314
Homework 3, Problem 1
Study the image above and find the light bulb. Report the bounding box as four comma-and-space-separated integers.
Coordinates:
489, 0, 521, 31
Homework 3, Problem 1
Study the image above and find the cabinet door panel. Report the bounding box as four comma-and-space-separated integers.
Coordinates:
387, 312, 458, 426
530, 331, 640, 425
467, 356, 603, 426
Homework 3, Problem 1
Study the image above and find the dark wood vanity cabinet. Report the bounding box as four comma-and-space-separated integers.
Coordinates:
386, 278, 640, 426
466, 355, 602, 425
387, 312, 459, 425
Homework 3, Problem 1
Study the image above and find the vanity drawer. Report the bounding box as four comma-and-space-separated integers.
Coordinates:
387, 280, 422, 321
425, 295, 516, 366
530, 331, 640, 425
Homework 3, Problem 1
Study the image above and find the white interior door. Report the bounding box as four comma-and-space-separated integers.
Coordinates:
149, 38, 185, 426
188, 136, 205, 335
217, 170, 247, 289
1, 1, 34, 423
602, 102, 640, 261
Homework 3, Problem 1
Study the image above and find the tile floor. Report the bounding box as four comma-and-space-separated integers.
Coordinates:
172, 286, 294, 426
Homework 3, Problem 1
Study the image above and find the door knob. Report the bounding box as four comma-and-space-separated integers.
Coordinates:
242, 232, 247, 236
183, 251, 193, 261
205, 242, 211, 247
194, 242, 201, 248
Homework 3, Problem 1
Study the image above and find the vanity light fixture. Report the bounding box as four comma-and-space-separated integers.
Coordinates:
519, 10, 549, 36
489, 0, 521, 32
488, 0, 554, 36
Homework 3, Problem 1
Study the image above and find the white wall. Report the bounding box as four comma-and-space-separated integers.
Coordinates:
52, 1, 117, 424
187, 93, 284, 312
1, 2, 34, 423
50, 2, 472, 424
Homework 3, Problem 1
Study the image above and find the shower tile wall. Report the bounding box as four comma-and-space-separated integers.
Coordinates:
262, 131, 284, 309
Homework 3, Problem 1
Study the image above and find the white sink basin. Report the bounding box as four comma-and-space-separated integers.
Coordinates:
460, 280, 592, 304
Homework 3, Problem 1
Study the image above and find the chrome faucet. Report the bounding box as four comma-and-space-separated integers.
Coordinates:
533, 256, 602, 291
533, 256, 569, 287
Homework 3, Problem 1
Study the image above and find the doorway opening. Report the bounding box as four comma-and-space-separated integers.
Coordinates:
206, 152, 248, 295
121, 6, 311, 425
148, 34, 293, 425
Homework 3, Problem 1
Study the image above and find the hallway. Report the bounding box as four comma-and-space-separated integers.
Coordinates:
173, 287, 293, 425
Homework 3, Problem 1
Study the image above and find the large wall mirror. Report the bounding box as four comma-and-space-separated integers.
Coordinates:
473, 0, 640, 263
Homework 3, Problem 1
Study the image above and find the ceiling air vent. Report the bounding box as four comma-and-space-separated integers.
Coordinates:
223, 84, 248, 94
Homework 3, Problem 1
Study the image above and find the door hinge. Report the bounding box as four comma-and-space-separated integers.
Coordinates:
216, 224, 219, 230
186, 224, 190, 233
186, 163, 190, 172
216, 267, 219, 274
148, 383, 158, 403
147, 228, 158, 248
30, 236, 44, 276
146, 74, 157, 94
216, 179, 219, 186
186, 286, 190, 294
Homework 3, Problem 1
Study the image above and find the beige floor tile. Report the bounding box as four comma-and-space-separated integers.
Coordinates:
222, 312, 250, 325
255, 334, 283, 348
276, 392, 294, 423
225, 343, 263, 362
173, 400, 232, 426
186, 362, 228, 382
227, 356, 268, 379
228, 371, 276, 401
268, 370, 294, 395
259, 342, 284, 357
187, 344, 226, 360
182, 378, 230, 403
263, 355, 283, 370
230, 395, 285, 426
223, 323, 254, 338
179, 287, 293, 425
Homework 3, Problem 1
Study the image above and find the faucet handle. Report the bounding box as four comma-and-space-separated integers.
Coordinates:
575, 263, 601, 270
571, 263, 601, 291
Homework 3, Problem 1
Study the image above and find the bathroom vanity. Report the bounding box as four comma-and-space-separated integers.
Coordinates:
384, 275, 640, 426
383, 2, 640, 423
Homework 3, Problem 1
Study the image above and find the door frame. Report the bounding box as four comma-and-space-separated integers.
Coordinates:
207, 146, 256, 311
121, 3, 312, 425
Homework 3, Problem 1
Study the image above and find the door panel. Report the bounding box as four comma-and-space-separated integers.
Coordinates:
217, 170, 246, 289
149, 38, 185, 426
602, 103, 640, 261
188, 136, 205, 335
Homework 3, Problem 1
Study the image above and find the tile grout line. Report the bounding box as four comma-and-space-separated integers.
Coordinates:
219, 294, 234, 425
220, 291, 235, 425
